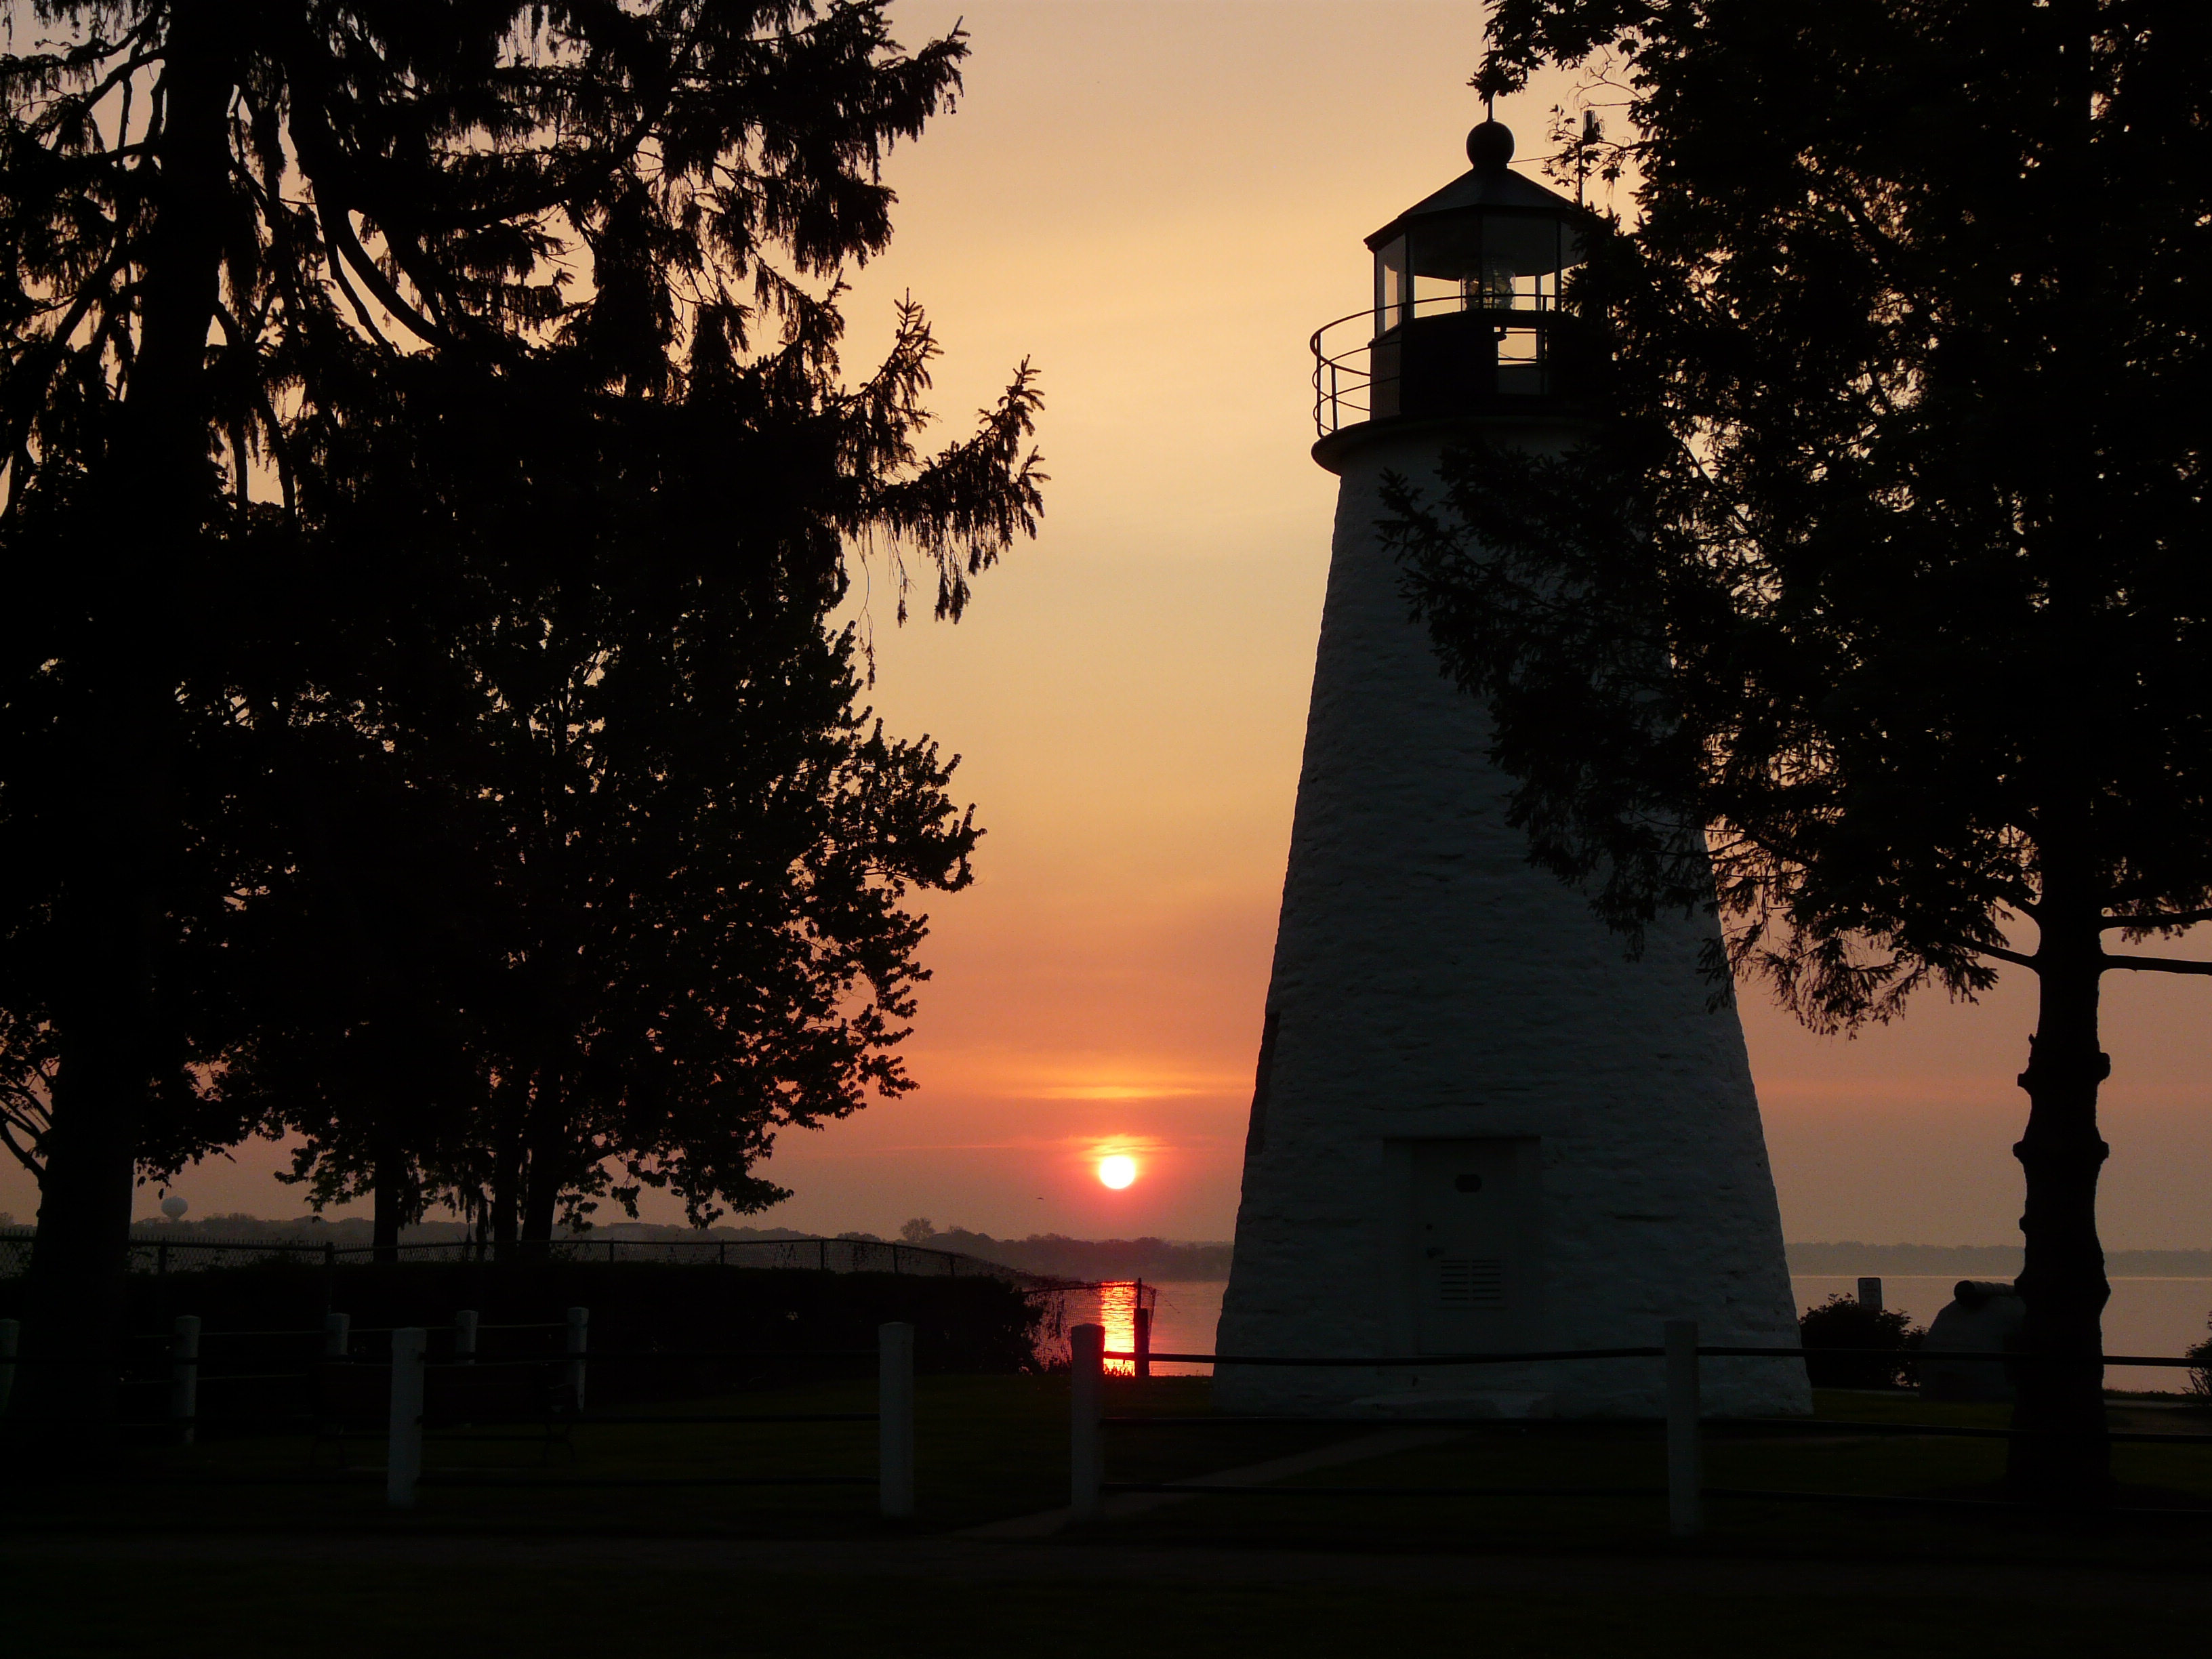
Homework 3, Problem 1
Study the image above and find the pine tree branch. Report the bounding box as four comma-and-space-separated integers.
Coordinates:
315, 200, 398, 348
0, 243, 134, 492
2103, 908, 2212, 930
320, 200, 451, 348
2101, 954, 2212, 977
0, 1119, 42, 1179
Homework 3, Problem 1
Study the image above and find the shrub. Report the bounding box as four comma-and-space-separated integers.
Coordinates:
1799, 1294, 1925, 1389
2186, 1318, 2212, 1399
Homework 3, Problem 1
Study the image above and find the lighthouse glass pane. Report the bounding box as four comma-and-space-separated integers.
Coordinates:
1410, 213, 1483, 283
1414, 269, 1469, 313
1498, 326, 1545, 394
1374, 237, 1410, 333
1475, 214, 1580, 308
1483, 213, 1569, 276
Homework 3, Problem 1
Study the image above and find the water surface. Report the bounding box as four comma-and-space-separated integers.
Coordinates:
1054, 1275, 2212, 1393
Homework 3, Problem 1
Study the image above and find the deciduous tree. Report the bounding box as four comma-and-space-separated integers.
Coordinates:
1, 0, 1040, 1414
1391, 0, 2212, 1495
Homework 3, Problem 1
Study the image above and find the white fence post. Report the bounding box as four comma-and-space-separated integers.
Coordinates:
170, 1314, 201, 1443
1070, 1322, 1104, 1523
387, 1327, 426, 1509
878, 1321, 916, 1519
565, 1306, 590, 1414
1664, 1319, 1702, 1538
453, 1309, 478, 1366
323, 1311, 350, 1359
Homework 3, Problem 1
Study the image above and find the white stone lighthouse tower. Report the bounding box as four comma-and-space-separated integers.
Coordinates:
1215, 119, 1805, 1419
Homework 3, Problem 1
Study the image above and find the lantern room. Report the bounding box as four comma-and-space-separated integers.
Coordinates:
1312, 119, 1586, 438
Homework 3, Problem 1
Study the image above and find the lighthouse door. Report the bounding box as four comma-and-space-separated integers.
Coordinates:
1406, 1139, 1539, 1352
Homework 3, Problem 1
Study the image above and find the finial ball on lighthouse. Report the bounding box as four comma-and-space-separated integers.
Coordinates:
1466, 118, 1515, 170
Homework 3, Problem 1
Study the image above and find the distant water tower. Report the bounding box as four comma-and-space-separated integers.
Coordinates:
1215, 119, 1805, 1418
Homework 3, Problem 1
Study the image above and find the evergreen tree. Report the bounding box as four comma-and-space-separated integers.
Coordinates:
1, 2, 1040, 1415
1391, 0, 2212, 1496
265, 323, 1026, 1252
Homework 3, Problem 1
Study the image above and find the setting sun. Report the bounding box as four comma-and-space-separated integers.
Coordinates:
1097, 1155, 1138, 1190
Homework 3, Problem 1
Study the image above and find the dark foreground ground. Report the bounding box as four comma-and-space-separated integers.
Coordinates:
8, 1378, 2211, 1656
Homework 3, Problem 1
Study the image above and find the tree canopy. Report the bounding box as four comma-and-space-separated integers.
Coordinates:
0, 0, 1042, 1400
1390, 0, 2212, 1492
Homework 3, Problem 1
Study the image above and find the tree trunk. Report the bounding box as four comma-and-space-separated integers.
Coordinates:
486, 1073, 523, 1261
2007, 0, 2112, 1504
11, 18, 234, 1433
2008, 890, 2111, 1498
490, 1155, 520, 1261
519, 1087, 563, 1255
370, 1137, 411, 1266
12, 1008, 144, 1431
520, 1176, 559, 1252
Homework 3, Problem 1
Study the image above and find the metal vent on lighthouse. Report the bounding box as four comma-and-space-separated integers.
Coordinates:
1439, 1258, 1507, 1307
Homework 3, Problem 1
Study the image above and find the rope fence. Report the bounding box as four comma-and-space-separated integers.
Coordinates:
0, 1307, 918, 1519
1067, 1322, 2212, 1535
8, 1309, 2209, 1535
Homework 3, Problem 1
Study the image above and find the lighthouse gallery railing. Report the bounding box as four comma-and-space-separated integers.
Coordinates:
1311, 291, 1561, 437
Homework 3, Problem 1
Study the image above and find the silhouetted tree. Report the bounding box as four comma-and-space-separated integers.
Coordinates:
1798, 1295, 1923, 1391
225, 723, 500, 1264
1391, 1, 2212, 1496
0, 1010, 55, 1183
253, 302, 1033, 1259
1, 2, 1039, 1413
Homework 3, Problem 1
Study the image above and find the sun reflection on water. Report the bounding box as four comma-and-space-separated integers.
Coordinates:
1098, 1279, 1141, 1377
1040, 1279, 1221, 1378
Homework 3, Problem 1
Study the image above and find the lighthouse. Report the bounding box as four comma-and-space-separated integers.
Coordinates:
1214, 119, 1807, 1418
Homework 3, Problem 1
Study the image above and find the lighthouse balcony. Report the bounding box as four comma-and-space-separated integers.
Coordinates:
1311, 293, 1567, 438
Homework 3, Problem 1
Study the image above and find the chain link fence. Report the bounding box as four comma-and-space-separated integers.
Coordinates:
0, 1227, 1108, 1368
0, 1226, 1075, 1280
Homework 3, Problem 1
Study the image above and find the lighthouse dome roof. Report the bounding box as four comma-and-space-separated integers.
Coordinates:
1364, 124, 1582, 251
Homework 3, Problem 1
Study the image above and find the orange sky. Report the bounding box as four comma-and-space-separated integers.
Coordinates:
11, 2, 2206, 1246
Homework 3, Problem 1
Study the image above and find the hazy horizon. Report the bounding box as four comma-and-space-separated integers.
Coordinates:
51, 1209, 2212, 1261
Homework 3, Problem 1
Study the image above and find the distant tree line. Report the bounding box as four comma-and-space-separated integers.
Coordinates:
1786, 1243, 2212, 1280
52, 1221, 2209, 1286
61, 1214, 1240, 1282
897, 1221, 1233, 1282
0, 1, 1041, 1420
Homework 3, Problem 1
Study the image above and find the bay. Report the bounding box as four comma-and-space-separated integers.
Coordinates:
1052, 1275, 2212, 1393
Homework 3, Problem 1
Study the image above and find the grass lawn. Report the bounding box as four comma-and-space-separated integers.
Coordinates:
7, 1378, 2212, 1655
9, 1374, 1343, 1536
5, 1555, 2209, 1658
1092, 1387, 2212, 1565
